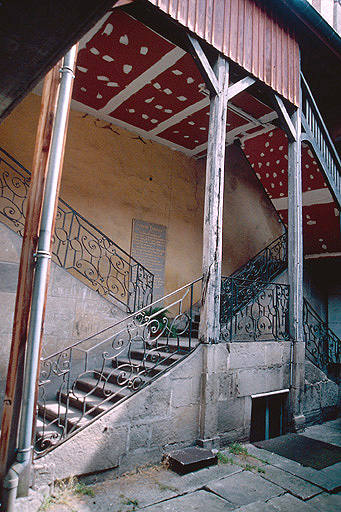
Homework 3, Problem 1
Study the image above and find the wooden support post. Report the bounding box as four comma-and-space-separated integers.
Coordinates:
288, 106, 303, 343
199, 55, 229, 345
287, 102, 305, 431
0, 63, 61, 491
197, 55, 229, 446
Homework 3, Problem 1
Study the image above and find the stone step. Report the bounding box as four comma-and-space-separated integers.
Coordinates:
127, 347, 186, 365
112, 355, 177, 376
37, 402, 90, 432
57, 389, 113, 416
74, 375, 131, 401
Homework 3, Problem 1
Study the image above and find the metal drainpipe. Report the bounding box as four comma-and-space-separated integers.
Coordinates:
1, 44, 77, 512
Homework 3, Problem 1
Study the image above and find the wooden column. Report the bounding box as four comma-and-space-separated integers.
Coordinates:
198, 55, 229, 345
0, 63, 61, 489
197, 55, 229, 446
288, 103, 305, 430
288, 106, 303, 343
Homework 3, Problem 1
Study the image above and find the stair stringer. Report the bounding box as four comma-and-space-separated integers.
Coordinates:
33, 344, 204, 486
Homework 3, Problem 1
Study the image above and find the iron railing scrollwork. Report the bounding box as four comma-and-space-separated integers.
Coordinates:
35, 278, 202, 457
220, 277, 290, 342
220, 233, 287, 323
303, 299, 341, 377
0, 147, 154, 311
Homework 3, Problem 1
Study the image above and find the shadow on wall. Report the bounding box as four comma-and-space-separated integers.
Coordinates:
0, 222, 126, 419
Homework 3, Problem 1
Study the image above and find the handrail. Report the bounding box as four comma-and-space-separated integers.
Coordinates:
301, 74, 341, 205
303, 298, 340, 374
0, 146, 154, 311
231, 232, 287, 280
41, 277, 202, 361
301, 75, 341, 168
220, 276, 290, 342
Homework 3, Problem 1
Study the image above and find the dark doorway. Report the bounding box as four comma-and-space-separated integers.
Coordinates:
250, 392, 288, 442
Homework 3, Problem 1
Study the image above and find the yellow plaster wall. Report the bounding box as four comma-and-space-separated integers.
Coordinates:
0, 93, 282, 298
222, 144, 283, 275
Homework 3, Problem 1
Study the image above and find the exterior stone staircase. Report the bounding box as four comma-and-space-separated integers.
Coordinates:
34, 236, 291, 458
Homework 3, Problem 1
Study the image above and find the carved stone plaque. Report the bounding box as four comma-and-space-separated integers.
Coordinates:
131, 219, 167, 301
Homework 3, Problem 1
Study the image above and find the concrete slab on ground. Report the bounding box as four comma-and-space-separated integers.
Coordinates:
307, 491, 341, 512
235, 492, 321, 511
258, 464, 322, 500
142, 489, 235, 511
205, 470, 284, 507
302, 421, 341, 448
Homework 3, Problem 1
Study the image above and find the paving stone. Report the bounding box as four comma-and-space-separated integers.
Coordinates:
206, 470, 284, 507
307, 491, 341, 512
142, 489, 235, 511
232, 493, 318, 511
259, 464, 322, 500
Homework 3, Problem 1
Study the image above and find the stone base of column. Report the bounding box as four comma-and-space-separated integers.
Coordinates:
196, 437, 220, 450
290, 414, 306, 433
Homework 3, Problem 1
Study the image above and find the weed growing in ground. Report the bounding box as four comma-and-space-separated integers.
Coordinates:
74, 481, 95, 497
217, 452, 234, 465
229, 442, 248, 456
120, 495, 139, 511
156, 481, 179, 492
38, 476, 94, 511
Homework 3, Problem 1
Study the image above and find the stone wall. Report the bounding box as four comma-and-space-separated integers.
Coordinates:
303, 361, 340, 426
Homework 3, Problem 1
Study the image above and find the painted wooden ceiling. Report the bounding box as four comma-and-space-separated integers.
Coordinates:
72, 9, 340, 259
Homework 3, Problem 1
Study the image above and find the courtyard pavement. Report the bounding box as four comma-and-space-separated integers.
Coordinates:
16, 418, 341, 512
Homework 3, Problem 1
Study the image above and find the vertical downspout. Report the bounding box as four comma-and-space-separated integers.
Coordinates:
1, 45, 77, 512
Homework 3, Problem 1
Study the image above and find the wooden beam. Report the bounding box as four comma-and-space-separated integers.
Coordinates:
274, 94, 297, 142
227, 76, 255, 100
0, 62, 61, 490
187, 34, 220, 96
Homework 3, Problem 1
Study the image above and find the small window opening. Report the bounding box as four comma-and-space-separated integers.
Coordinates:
250, 391, 288, 442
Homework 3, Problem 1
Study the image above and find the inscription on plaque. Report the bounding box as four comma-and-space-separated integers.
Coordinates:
131, 220, 167, 301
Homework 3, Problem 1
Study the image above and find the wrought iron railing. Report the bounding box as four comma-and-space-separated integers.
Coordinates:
0, 147, 154, 311
303, 299, 341, 377
35, 278, 202, 457
220, 277, 289, 342
301, 74, 341, 206
220, 233, 287, 322
231, 233, 287, 283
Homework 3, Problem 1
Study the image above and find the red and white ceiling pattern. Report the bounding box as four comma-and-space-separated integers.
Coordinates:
72, 9, 340, 259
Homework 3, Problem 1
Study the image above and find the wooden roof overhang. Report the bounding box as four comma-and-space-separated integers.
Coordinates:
148, 0, 300, 107
44, 5, 338, 258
